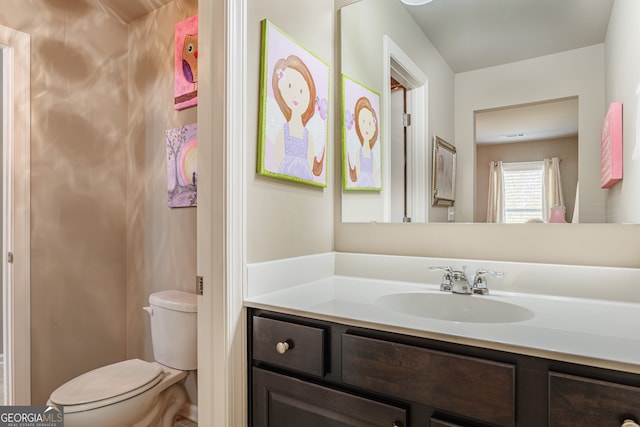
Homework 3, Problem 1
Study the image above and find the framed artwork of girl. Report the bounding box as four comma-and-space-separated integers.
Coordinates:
258, 20, 329, 187
342, 75, 381, 190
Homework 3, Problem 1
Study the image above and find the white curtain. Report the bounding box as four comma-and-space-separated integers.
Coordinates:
543, 157, 565, 221
486, 160, 504, 223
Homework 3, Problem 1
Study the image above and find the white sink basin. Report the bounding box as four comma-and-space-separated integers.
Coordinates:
376, 292, 535, 323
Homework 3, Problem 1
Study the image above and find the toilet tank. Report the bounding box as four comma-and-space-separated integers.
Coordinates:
146, 290, 197, 370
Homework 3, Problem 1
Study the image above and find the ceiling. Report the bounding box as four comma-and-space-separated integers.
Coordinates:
475, 98, 579, 144
402, 0, 615, 74
401, 0, 612, 144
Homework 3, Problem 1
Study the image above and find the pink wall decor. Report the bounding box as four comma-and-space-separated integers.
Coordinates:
600, 102, 623, 189
174, 15, 198, 110
166, 123, 198, 207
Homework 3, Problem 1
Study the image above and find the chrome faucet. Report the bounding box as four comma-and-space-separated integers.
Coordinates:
431, 266, 503, 295
450, 269, 471, 294
429, 266, 453, 292
471, 269, 504, 295
430, 266, 471, 294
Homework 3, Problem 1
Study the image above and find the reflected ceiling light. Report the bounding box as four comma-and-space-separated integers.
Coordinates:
401, 0, 434, 5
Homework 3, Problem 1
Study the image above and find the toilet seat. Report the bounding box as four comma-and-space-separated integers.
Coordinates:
50, 359, 163, 413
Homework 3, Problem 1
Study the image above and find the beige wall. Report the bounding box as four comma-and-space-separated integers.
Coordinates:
605, 0, 640, 223
247, 0, 335, 263
0, 0, 197, 404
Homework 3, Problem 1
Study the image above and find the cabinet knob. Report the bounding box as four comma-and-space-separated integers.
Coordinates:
622, 420, 640, 427
275, 341, 290, 355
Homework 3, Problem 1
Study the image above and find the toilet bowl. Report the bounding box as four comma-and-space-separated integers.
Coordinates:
47, 290, 197, 427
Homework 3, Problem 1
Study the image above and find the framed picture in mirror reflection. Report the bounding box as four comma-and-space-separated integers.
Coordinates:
342, 75, 381, 191
432, 136, 456, 206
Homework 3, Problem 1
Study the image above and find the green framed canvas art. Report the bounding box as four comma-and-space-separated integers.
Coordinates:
257, 20, 329, 187
342, 74, 381, 191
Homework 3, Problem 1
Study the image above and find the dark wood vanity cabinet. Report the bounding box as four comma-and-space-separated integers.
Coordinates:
342, 334, 515, 426
250, 315, 406, 427
252, 368, 407, 427
248, 309, 640, 427
548, 372, 640, 426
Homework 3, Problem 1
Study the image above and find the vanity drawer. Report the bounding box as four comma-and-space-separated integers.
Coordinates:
549, 372, 640, 426
252, 316, 326, 377
342, 334, 515, 427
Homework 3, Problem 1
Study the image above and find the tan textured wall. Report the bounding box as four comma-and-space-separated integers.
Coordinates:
0, 0, 198, 404
125, 0, 197, 364
0, 0, 129, 403
126, 1, 198, 407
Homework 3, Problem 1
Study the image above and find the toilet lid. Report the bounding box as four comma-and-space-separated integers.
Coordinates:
50, 359, 163, 407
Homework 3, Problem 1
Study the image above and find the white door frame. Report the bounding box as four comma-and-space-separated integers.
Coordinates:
196, 0, 246, 425
383, 35, 429, 223
0, 24, 31, 405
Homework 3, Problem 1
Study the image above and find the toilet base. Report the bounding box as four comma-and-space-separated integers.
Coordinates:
134, 382, 188, 427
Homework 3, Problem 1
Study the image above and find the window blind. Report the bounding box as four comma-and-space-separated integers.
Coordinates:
502, 161, 544, 223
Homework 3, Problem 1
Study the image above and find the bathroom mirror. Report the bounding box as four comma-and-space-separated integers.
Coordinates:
339, 0, 628, 224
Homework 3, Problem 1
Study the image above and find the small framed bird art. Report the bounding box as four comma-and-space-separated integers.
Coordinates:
174, 15, 198, 110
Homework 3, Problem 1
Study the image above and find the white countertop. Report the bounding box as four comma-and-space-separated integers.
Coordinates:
245, 274, 640, 374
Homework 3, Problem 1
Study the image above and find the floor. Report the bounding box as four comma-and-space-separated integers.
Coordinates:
174, 417, 197, 427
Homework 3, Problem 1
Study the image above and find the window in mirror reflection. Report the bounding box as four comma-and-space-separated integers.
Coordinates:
502, 161, 544, 223
487, 158, 566, 224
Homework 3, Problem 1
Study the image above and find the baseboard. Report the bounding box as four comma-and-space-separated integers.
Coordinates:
180, 403, 198, 423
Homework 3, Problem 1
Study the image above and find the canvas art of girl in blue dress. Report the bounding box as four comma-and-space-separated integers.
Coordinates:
272, 55, 325, 181
348, 96, 379, 187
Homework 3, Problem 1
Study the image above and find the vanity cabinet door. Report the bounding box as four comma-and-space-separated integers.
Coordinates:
342, 334, 516, 427
549, 372, 640, 426
252, 367, 407, 427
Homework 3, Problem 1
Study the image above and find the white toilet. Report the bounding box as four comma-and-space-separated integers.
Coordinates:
47, 290, 197, 427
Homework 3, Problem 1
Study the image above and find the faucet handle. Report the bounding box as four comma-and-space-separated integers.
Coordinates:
429, 266, 453, 274
472, 269, 503, 294
429, 266, 453, 292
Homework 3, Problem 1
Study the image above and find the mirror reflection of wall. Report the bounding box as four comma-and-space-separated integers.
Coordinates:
340, 0, 454, 223
339, 0, 640, 224
474, 98, 579, 223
